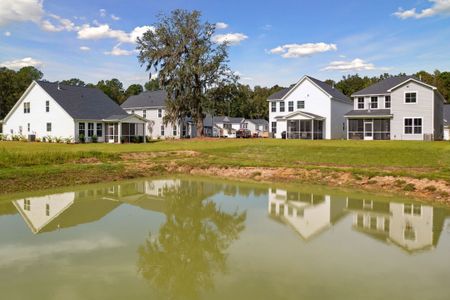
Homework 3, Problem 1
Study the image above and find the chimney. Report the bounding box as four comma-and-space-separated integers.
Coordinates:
57, 81, 61, 90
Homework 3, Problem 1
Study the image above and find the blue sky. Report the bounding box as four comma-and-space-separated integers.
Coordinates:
1, 0, 450, 88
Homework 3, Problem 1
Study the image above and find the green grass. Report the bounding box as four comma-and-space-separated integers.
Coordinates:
1, 139, 450, 181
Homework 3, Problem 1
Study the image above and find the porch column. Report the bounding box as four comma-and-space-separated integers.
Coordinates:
346, 119, 349, 140
143, 123, 147, 143
118, 122, 122, 144
311, 119, 314, 140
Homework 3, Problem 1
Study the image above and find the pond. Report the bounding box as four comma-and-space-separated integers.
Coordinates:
1, 177, 450, 299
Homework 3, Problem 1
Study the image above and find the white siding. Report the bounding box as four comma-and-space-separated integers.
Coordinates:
3, 83, 75, 140
125, 108, 181, 139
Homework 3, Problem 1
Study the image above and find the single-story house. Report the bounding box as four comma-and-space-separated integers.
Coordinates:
268, 75, 352, 139
345, 76, 445, 140
0, 81, 147, 143
241, 119, 269, 137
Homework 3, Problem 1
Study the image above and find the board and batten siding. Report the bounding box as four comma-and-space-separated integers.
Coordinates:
330, 99, 352, 139
390, 81, 434, 140
433, 90, 444, 140
2, 83, 75, 139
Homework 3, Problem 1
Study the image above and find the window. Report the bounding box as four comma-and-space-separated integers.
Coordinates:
19, 126, 23, 134
46, 204, 50, 216
79, 123, 85, 136
280, 102, 285, 112
242, 123, 248, 129
357, 97, 364, 109
46, 100, 50, 112
173, 125, 177, 136
24, 199, 31, 211
27, 123, 30, 132
158, 109, 162, 118
385, 96, 391, 108
88, 123, 94, 137
131, 110, 135, 114
143, 110, 146, 118
405, 92, 417, 103
404, 118, 422, 134
24, 102, 30, 113
271, 102, 276, 112
46, 122, 52, 132
297, 100, 305, 109
288, 101, 294, 112
370, 96, 378, 109
271, 121, 277, 134
404, 223, 416, 241
161, 125, 165, 136
96, 123, 103, 137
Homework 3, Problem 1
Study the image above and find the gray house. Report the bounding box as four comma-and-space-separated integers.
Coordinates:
345, 76, 445, 140
444, 104, 450, 140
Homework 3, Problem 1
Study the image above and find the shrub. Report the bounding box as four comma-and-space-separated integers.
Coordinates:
55, 137, 63, 143
138, 136, 144, 143
79, 134, 85, 143
403, 183, 416, 191
11, 135, 21, 141
64, 137, 73, 144
92, 135, 98, 143
35, 137, 42, 143
394, 179, 406, 187
424, 185, 437, 192
0, 133, 7, 141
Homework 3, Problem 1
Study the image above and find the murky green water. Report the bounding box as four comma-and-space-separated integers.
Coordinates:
1, 177, 450, 300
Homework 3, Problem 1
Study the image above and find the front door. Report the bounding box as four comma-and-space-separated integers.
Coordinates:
364, 121, 373, 140
108, 124, 115, 143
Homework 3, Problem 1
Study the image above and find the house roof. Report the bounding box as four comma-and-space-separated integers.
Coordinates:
246, 119, 268, 125
352, 76, 416, 96
268, 76, 351, 103
121, 90, 167, 109
444, 104, 450, 126
37, 81, 128, 120
275, 110, 325, 120
345, 109, 393, 118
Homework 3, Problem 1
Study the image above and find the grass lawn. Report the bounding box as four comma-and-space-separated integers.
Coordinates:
1, 139, 450, 193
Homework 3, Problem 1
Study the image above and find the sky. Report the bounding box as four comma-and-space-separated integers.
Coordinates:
1, 0, 450, 88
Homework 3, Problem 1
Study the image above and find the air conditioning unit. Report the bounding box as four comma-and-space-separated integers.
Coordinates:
423, 134, 433, 141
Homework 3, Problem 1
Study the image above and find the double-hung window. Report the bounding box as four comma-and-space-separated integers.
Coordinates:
158, 109, 162, 118
88, 123, 94, 137
385, 96, 391, 108
279, 102, 285, 112
173, 125, 177, 136
357, 97, 364, 109
271, 122, 277, 134
46, 122, 52, 132
404, 118, 422, 134
96, 123, 103, 137
161, 125, 165, 136
297, 101, 305, 109
370, 97, 378, 109
143, 110, 147, 118
24, 102, 30, 113
271, 102, 276, 112
79, 123, 85, 136
405, 92, 417, 103
288, 101, 294, 112
46, 100, 50, 112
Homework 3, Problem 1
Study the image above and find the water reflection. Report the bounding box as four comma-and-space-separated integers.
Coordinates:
269, 187, 449, 253
137, 180, 246, 300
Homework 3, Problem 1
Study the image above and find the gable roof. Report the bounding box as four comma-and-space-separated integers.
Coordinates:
246, 119, 268, 125
37, 81, 128, 120
121, 90, 167, 109
352, 76, 416, 96
444, 104, 450, 126
268, 76, 351, 103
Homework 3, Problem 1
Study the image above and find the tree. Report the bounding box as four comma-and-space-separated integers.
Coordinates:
144, 78, 160, 91
137, 9, 236, 136
60, 78, 86, 87
125, 84, 144, 97
96, 78, 125, 104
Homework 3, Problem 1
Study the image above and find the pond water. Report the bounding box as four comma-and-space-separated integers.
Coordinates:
1, 177, 450, 300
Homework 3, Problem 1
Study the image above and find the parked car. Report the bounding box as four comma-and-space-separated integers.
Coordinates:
236, 129, 252, 138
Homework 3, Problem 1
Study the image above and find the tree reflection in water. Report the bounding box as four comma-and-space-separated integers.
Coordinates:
137, 181, 246, 300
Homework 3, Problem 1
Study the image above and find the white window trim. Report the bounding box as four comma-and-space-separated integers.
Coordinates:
403, 117, 423, 135
357, 97, 365, 110
384, 96, 391, 108
297, 100, 305, 109
370, 96, 378, 109
404, 91, 418, 104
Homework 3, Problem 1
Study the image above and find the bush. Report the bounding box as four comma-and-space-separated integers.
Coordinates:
92, 135, 98, 143
11, 135, 21, 141
55, 137, 63, 143
138, 136, 144, 143
64, 137, 73, 144
79, 134, 85, 143
403, 183, 416, 191
424, 185, 437, 192
0, 134, 7, 141
394, 179, 406, 187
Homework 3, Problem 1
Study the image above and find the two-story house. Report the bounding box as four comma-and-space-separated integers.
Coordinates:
268, 75, 352, 139
121, 90, 196, 139
345, 76, 445, 140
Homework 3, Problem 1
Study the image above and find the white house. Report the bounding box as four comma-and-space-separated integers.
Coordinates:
346, 76, 445, 140
241, 119, 269, 137
268, 75, 352, 139
0, 81, 147, 143
444, 104, 450, 140
203, 115, 244, 138
121, 90, 196, 139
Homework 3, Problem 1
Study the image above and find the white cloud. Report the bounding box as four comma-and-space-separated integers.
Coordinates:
77, 24, 153, 43
215, 22, 228, 29
4, 31, 11, 37
79, 46, 90, 51
394, 0, 450, 19
99, 9, 107, 18
0, 0, 44, 26
269, 42, 337, 58
0, 57, 43, 69
212, 33, 248, 45
322, 58, 375, 71
40, 14, 77, 32
111, 14, 120, 21
104, 44, 135, 56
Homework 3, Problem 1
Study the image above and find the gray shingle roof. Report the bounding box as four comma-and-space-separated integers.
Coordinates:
121, 90, 167, 109
345, 109, 393, 117
203, 115, 245, 127
352, 76, 416, 96
444, 104, 450, 126
246, 119, 268, 125
267, 76, 351, 103
37, 81, 127, 120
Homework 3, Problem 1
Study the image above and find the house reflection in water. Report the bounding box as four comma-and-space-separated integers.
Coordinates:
269, 188, 449, 253
268, 188, 347, 240
12, 179, 182, 234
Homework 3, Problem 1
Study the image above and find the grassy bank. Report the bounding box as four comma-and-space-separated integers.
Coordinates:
1, 139, 449, 197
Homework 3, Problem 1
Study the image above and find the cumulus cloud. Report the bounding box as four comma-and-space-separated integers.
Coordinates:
322, 58, 375, 71
40, 14, 77, 32
212, 33, 248, 45
78, 24, 153, 44
0, 0, 44, 26
104, 44, 135, 56
0, 57, 43, 69
215, 22, 228, 29
4, 31, 11, 37
79, 46, 90, 51
269, 42, 337, 58
394, 0, 450, 19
